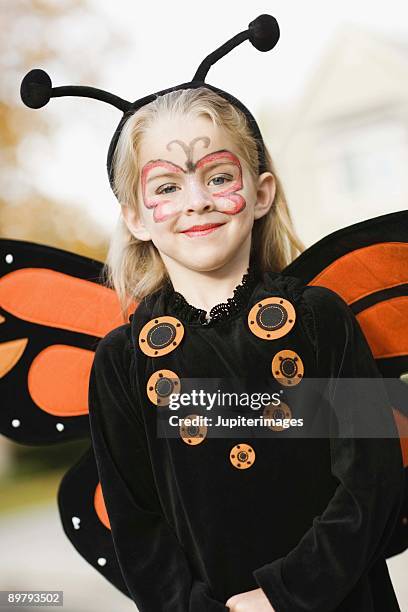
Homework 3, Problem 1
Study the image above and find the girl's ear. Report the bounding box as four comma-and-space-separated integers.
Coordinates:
254, 172, 276, 220
120, 203, 151, 241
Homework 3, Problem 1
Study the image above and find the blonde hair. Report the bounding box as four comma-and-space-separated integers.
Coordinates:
102, 87, 305, 320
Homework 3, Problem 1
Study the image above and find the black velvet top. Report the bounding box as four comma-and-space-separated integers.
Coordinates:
88, 264, 405, 612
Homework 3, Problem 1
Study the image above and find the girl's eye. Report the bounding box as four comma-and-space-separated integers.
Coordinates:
208, 175, 232, 186
157, 184, 178, 195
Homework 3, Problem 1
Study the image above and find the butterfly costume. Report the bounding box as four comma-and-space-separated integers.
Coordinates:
1, 13, 407, 612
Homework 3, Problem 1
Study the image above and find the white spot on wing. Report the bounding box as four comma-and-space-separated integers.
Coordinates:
72, 516, 81, 530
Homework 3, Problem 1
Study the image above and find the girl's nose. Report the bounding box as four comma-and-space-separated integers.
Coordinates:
184, 176, 214, 213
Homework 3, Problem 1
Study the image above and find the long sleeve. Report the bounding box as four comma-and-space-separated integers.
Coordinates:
88, 324, 228, 612
252, 286, 405, 612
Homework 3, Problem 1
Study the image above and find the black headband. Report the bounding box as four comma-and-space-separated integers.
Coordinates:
20, 14, 280, 194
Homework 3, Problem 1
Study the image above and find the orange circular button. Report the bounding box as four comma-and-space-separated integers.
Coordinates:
229, 443, 256, 469
146, 369, 180, 406
139, 316, 184, 357
248, 297, 296, 340
263, 401, 292, 431
180, 414, 207, 445
271, 350, 304, 386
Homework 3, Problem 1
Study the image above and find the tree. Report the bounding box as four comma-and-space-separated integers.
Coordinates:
0, 0, 126, 260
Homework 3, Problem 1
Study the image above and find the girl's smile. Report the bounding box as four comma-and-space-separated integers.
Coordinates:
180, 222, 226, 237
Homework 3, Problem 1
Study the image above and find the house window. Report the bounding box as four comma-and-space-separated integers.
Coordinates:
317, 117, 408, 200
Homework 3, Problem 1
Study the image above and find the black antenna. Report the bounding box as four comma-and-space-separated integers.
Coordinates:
192, 14, 280, 82
20, 69, 131, 113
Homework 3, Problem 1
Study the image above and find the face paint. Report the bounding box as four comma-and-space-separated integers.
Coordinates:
167, 136, 211, 171
141, 159, 184, 223
195, 150, 245, 215
140, 137, 246, 223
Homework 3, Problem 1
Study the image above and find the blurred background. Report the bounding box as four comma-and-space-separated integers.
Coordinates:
1, 0, 407, 610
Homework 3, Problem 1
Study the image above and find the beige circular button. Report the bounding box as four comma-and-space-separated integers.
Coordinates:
229, 443, 256, 469
263, 401, 292, 432
180, 414, 207, 445
248, 297, 296, 340
139, 316, 184, 357
271, 350, 304, 386
146, 369, 180, 406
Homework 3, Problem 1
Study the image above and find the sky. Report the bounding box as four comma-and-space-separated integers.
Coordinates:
24, 0, 408, 232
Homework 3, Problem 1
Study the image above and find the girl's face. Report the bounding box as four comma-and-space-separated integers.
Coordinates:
122, 113, 275, 273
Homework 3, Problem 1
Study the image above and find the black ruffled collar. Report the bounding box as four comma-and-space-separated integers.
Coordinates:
162, 262, 261, 326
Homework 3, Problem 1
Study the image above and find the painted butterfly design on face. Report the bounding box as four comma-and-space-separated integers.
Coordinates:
141, 138, 247, 224
0, 209, 407, 598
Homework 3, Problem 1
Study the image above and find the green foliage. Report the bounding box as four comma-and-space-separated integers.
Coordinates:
10, 438, 91, 478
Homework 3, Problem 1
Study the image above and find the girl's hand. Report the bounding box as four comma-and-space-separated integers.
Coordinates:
225, 587, 276, 611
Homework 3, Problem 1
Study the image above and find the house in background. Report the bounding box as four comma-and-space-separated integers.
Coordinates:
260, 24, 408, 247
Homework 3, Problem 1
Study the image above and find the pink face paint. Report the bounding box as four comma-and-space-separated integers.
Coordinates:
141, 159, 184, 223
140, 143, 246, 224
195, 150, 245, 215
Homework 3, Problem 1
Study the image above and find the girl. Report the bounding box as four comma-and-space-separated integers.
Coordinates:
87, 85, 404, 612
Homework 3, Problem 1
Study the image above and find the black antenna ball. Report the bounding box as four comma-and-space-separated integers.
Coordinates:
248, 14, 280, 52
20, 69, 52, 109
